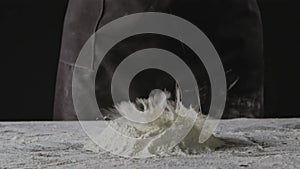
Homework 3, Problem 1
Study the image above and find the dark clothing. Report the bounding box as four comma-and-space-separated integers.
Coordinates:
54, 0, 264, 120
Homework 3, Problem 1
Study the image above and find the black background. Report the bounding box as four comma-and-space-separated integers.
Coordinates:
0, 0, 299, 120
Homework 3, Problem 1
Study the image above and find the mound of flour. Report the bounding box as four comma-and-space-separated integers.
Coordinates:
86, 89, 224, 157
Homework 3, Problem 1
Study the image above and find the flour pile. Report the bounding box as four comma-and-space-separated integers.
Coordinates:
88, 89, 224, 158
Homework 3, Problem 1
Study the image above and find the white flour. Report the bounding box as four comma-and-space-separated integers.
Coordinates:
87, 89, 224, 157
